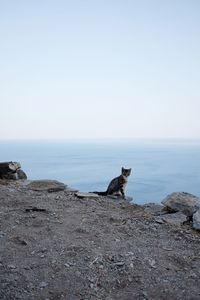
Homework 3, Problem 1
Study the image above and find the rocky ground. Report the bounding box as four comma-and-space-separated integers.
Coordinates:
0, 180, 200, 300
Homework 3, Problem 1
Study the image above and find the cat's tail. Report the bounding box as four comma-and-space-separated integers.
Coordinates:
92, 191, 108, 196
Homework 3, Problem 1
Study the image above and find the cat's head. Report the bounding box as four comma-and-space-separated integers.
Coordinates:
121, 167, 132, 177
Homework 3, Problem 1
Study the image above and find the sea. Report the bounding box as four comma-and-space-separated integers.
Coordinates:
0, 139, 200, 204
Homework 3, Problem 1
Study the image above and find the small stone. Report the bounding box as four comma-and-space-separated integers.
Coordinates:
75, 192, 99, 199
41, 248, 47, 253
8, 264, 16, 269
12, 236, 28, 245
193, 210, 200, 230
65, 187, 79, 193
75, 271, 81, 276
162, 247, 173, 251
148, 259, 156, 268
115, 261, 125, 267
64, 263, 70, 267
0, 231, 5, 238
154, 217, 165, 224
39, 281, 48, 288
142, 291, 148, 299
128, 276, 133, 282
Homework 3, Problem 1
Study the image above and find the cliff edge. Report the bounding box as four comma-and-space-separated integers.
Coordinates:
0, 180, 200, 300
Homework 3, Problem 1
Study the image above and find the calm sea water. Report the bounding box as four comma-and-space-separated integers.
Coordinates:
0, 139, 200, 204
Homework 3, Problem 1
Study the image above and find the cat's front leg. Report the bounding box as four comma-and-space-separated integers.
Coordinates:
120, 188, 126, 200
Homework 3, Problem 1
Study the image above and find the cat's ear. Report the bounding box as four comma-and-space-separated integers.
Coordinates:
121, 167, 124, 172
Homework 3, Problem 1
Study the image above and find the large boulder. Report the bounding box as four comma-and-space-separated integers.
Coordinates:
16, 169, 27, 180
0, 161, 27, 180
161, 192, 200, 217
0, 162, 21, 174
27, 180, 66, 192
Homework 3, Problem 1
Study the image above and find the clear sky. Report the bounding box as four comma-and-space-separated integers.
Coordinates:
1, 0, 200, 140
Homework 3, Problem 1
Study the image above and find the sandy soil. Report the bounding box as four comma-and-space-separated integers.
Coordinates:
0, 180, 200, 300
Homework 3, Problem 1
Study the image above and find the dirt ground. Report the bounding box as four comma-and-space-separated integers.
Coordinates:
0, 180, 200, 300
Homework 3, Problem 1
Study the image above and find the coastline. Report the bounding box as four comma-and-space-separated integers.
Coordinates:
1, 139, 200, 204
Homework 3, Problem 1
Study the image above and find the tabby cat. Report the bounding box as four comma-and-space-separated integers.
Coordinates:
93, 167, 131, 199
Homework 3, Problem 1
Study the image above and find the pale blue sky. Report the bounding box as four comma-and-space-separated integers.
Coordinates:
1, 0, 200, 139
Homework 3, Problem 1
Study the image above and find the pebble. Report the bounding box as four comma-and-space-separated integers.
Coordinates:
64, 263, 70, 267
41, 248, 47, 253
39, 281, 48, 288
0, 231, 5, 238
115, 261, 125, 267
8, 264, 16, 269
148, 259, 156, 268
142, 291, 148, 299
154, 217, 165, 224
75, 271, 81, 276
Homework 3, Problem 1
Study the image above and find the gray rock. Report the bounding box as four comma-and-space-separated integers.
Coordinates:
9, 162, 21, 171
0, 172, 18, 180
161, 212, 187, 226
75, 192, 100, 199
0, 161, 21, 172
8, 264, 16, 269
143, 203, 165, 216
0, 231, 5, 238
161, 192, 200, 217
27, 180, 66, 192
39, 281, 48, 288
16, 169, 27, 180
107, 195, 133, 202
126, 196, 133, 202
154, 217, 165, 224
193, 210, 200, 230
0, 161, 27, 180
64, 187, 79, 193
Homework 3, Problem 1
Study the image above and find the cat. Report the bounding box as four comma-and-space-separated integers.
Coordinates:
93, 167, 131, 199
